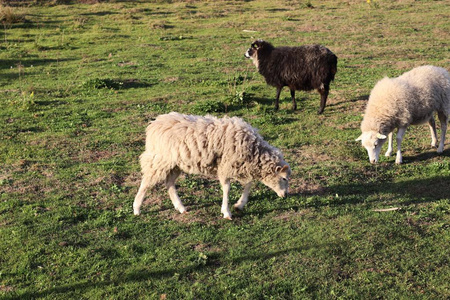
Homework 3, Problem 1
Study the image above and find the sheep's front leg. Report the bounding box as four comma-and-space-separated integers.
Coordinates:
274, 87, 282, 111
220, 178, 232, 220
234, 182, 253, 211
428, 117, 438, 148
437, 112, 448, 153
395, 127, 407, 164
385, 132, 394, 157
290, 88, 297, 110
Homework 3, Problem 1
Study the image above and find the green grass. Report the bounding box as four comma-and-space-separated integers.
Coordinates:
1, 0, 449, 299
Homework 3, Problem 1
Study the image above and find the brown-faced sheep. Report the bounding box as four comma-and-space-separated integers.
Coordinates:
356, 65, 450, 164
133, 112, 291, 219
244, 39, 337, 113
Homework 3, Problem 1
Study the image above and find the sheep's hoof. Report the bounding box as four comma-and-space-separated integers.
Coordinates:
177, 207, 187, 214
223, 216, 233, 221
233, 204, 244, 211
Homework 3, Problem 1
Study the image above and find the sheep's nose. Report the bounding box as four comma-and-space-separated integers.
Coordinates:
279, 191, 288, 198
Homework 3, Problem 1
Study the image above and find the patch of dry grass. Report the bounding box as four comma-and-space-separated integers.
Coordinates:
0, 4, 24, 24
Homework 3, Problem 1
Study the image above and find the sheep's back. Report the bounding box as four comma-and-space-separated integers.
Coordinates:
362, 66, 450, 131
143, 113, 270, 179
260, 44, 337, 90
399, 66, 450, 114
144, 113, 220, 175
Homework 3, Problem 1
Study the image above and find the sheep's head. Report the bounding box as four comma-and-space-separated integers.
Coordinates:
244, 40, 271, 67
356, 131, 387, 164
261, 164, 291, 198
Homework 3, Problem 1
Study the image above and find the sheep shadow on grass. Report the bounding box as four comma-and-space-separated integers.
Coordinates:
326, 174, 450, 207
251, 96, 316, 112
246, 170, 449, 218
401, 148, 450, 163
326, 94, 369, 108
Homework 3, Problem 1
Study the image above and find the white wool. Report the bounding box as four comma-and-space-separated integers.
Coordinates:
358, 65, 450, 164
134, 112, 291, 219
362, 65, 450, 133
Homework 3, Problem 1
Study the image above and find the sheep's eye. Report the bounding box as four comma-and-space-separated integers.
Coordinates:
282, 177, 288, 181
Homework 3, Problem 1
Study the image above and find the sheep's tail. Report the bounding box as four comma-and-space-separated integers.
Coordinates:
329, 55, 338, 81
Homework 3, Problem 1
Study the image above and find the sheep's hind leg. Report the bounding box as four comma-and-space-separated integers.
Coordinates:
133, 154, 173, 215
165, 168, 186, 213
133, 171, 166, 216
317, 84, 329, 114
428, 116, 438, 148
234, 182, 253, 211
133, 175, 152, 215
395, 127, 407, 164
385, 132, 394, 157
437, 112, 448, 153
290, 88, 297, 110
220, 178, 232, 220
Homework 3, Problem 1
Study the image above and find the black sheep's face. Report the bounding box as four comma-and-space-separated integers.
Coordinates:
244, 47, 256, 59
244, 40, 264, 66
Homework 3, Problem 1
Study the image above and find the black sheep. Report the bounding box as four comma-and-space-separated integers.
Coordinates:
244, 40, 337, 114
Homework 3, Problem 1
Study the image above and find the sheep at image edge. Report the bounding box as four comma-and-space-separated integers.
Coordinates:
244, 39, 337, 114
133, 112, 291, 220
356, 65, 450, 164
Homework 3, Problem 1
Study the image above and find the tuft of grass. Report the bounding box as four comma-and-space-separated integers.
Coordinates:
0, 5, 24, 24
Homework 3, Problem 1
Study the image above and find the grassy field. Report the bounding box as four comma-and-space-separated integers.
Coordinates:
1, 0, 449, 299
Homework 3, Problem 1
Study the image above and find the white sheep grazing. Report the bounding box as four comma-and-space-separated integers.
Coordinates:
356, 65, 450, 164
133, 112, 291, 219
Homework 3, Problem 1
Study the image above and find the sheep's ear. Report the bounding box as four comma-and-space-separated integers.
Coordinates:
355, 134, 363, 142
376, 133, 387, 139
281, 165, 290, 177
276, 165, 290, 175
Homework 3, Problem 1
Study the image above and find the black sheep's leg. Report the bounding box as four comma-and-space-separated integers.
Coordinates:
274, 87, 282, 110
318, 84, 329, 114
290, 88, 297, 110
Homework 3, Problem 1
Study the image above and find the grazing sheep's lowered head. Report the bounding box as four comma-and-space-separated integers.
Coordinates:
261, 164, 290, 198
355, 131, 388, 164
244, 39, 337, 113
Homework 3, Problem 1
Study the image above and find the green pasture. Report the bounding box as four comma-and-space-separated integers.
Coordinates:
0, 0, 449, 299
